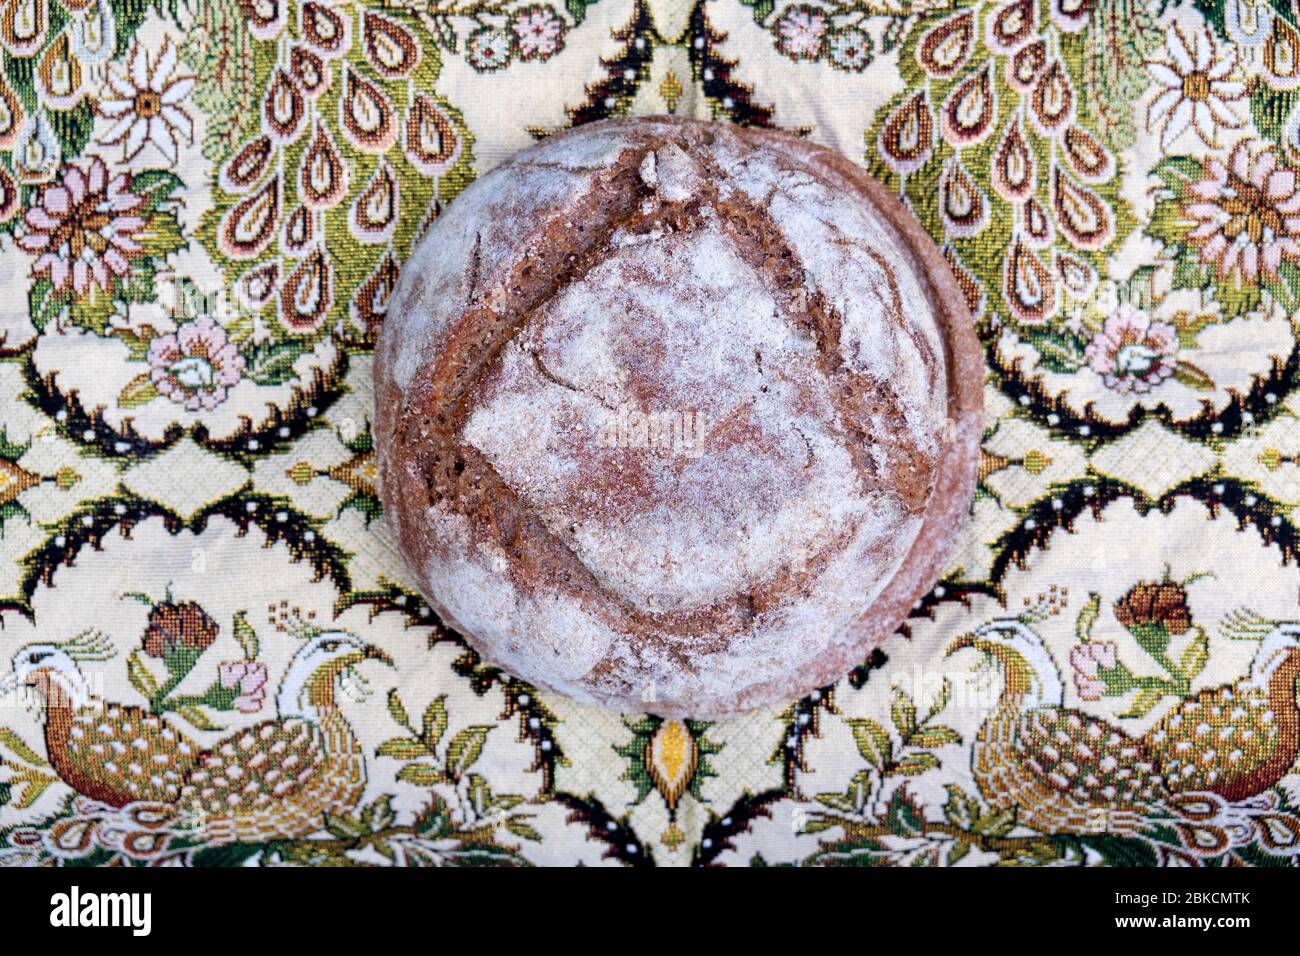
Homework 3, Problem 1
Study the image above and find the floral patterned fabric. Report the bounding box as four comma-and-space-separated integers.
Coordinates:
1, 0, 1300, 867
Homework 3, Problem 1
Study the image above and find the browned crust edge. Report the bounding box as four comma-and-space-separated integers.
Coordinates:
375, 116, 983, 718
712, 122, 984, 715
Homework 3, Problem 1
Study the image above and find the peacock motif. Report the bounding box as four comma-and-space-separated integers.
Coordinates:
1144, 611, 1300, 801
176, 631, 393, 845
1, 631, 202, 807
946, 619, 1165, 836
2, 625, 393, 847
948, 610, 1300, 836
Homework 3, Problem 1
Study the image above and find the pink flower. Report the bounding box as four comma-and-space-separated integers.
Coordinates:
16, 157, 147, 297
775, 5, 827, 60
511, 5, 565, 61
1070, 642, 1117, 701
147, 316, 246, 411
219, 661, 268, 713
1085, 303, 1178, 394
1183, 141, 1300, 280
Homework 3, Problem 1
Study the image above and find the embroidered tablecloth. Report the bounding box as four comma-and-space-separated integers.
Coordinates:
1, 0, 1299, 867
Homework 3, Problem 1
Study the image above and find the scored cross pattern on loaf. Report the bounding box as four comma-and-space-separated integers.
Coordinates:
375, 118, 982, 717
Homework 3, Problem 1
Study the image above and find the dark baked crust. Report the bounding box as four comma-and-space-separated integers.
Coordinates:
375, 117, 982, 717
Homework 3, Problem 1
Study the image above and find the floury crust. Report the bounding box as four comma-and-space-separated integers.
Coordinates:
375, 117, 983, 717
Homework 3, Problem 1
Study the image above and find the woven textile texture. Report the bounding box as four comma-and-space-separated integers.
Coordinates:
1, 0, 1299, 867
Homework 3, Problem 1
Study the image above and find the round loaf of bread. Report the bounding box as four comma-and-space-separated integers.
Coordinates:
375, 117, 982, 717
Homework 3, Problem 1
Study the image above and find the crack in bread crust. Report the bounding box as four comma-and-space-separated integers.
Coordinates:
375, 117, 981, 715
415, 156, 930, 641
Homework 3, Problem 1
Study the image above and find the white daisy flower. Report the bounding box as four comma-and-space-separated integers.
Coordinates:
1146, 22, 1245, 150
96, 37, 196, 164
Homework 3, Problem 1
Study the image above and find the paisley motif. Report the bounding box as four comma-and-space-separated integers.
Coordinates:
939, 157, 987, 237
1051, 0, 1097, 33
1054, 251, 1097, 299
0, 0, 47, 57
1007, 39, 1046, 91
299, 122, 348, 209
220, 176, 280, 260
917, 10, 974, 78
301, 2, 350, 57
362, 12, 419, 78
991, 118, 1034, 200
237, 260, 281, 310
1030, 60, 1073, 134
1003, 238, 1055, 324
340, 67, 397, 153
1021, 195, 1052, 248
350, 163, 399, 245
1256, 815, 1300, 853
1051, 168, 1111, 249
35, 32, 84, 110
282, 205, 315, 258
280, 248, 333, 333
404, 95, 461, 176
351, 251, 401, 335
1062, 125, 1114, 183
1265, 16, 1300, 88
878, 92, 934, 174
987, 0, 1035, 53
220, 135, 274, 194
263, 69, 307, 143
0, 73, 24, 149
241, 0, 285, 41
290, 45, 330, 97
941, 66, 995, 146
68, 1, 116, 66
12, 112, 63, 182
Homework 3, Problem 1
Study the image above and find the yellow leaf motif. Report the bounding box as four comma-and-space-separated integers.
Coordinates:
117, 372, 159, 409
127, 649, 160, 700
0, 727, 48, 767
646, 720, 697, 810
232, 610, 258, 660
847, 717, 893, 769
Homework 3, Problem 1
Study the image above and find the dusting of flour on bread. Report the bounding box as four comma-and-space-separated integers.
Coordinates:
374, 118, 982, 717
